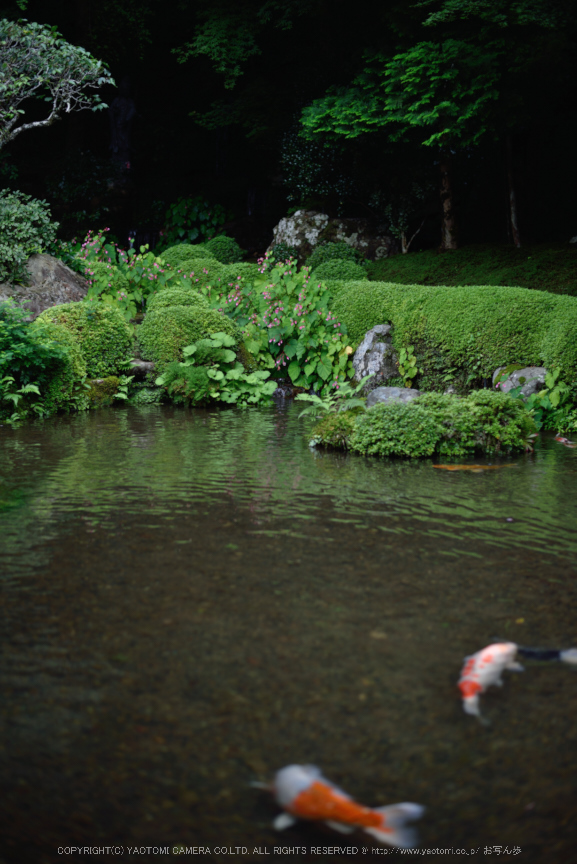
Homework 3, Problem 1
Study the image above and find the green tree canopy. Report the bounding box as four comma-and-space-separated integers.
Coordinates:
0, 18, 114, 150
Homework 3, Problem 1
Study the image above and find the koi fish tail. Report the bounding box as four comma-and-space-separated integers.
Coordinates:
462, 694, 481, 717
364, 803, 424, 848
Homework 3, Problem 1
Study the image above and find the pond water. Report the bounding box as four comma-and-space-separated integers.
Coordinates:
1, 403, 576, 864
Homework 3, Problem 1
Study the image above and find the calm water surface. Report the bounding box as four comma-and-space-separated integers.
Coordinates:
1, 403, 576, 864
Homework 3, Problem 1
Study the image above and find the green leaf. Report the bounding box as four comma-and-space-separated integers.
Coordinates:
316, 360, 331, 381
288, 360, 301, 383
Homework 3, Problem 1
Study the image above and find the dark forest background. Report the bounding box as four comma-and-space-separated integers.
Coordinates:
2, 0, 577, 255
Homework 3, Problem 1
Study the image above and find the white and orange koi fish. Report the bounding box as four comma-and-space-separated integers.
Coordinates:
458, 642, 524, 721
268, 764, 424, 848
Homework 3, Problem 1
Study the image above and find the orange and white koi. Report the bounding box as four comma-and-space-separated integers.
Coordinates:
458, 642, 524, 720
555, 436, 577, 448
269, 764, 424, 848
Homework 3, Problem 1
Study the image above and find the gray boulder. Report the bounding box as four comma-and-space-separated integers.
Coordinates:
353, 324, 399, 393
267, 209, 396, 264
366, 386, 421, 408
492, 366, 547, 398
0, 253, 89, 319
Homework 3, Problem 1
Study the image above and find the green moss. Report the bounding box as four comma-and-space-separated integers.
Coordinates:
311, 411, 358, 449
87, 376, 119, 406
28, 319, 88, 413
147, 287, 210, 312
331, 281, 577, 384
137, 305, 242, 370
158, 244, 216, 270
313, 260, 368, 282
36, 301, 133, 378
367, 244, 577, 297
339, 391, 536, 459
204, 234, 244, 264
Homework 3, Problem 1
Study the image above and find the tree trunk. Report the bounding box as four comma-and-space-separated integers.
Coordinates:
506, 134, 521, 248
439, 151, 458, 250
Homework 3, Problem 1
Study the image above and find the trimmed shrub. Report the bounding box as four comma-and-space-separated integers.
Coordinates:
159, 244, 216, 271
35, 301, 133, 378
331, 281, 577, 384
306, 241, 363, 271
313, 391, 536, 458
137, 305, 241, 370
218, 262, 259, 283
169, 258, 226, 285
313, 260, 368, 282
204, 234, 244, 264
28, 318, 88, 413
147, 287, 210, 313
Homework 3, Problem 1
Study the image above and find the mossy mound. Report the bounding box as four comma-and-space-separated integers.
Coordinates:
204, 234, 244, 264
137, 305, 241, 370
306, 241, 363, 271
313, 260, 368, 282
170, 258, 226, 284
331, 281, 577, 386
28, 319, 88, 413
147, 287, 210, 313
36, 301, 133, 378
312, 391, 536, 458
159, 244, 216, 270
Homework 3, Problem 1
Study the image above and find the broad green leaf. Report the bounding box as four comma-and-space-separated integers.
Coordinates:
288, 360, 301, 383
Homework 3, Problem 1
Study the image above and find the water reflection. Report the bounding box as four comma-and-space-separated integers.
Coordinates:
0, 404, 576, 863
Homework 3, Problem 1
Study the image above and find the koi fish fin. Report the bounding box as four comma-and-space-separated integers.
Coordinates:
560, 648, 577, 665
364, 803, 425, 849
507, 661, 524, 672
325, 820, 354, 834
249, 781, 271, 790
274, 813, 297, 831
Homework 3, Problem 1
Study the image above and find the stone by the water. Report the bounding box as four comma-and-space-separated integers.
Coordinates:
366, 386, 421, 408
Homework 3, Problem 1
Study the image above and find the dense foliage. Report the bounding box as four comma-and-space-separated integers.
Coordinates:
312, 391, 537, 458
0, 189, 58, 283
0, 299, 82, 421
157, 197, 228, 248
155, 331, 276, 407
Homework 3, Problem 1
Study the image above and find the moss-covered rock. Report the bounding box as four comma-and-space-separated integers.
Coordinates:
36, 301, 133, 378
87, 376, 120, 406
28, 318, 88, 413
331, 281, 577, 384
137, 305, 242, 370
147, 287, 210, 313
328, 390, 537, 458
